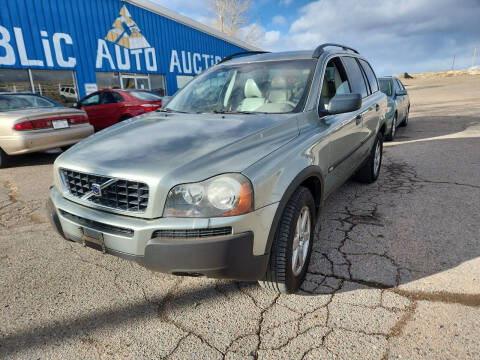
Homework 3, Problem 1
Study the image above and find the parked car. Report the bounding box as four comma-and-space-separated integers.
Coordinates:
378, 76, 410, 140
47, 44, 387, 294
0, 93, 93, 167
59, 87, 77, 103
74, 89, 163, 131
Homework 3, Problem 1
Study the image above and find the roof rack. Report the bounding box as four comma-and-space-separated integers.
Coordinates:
312, 43, 359, 58
218, 51, 270, 64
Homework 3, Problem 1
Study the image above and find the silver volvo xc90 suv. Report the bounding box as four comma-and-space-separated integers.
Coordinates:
47, 44, 387, 293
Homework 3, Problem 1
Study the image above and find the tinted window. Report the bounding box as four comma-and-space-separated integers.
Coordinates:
112, 92, 123, 102
359, 59, 378, 93
342, 57, 368, 98
81, 94, 100, 106
101, 92, 118, 104
320, 57, 351, 111
392, 78, 401, 93
129, 91, 162, 101
396, 79, 405, 90
379, 79, 392, 96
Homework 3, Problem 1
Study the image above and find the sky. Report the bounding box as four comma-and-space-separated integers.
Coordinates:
151, 0, 480, 75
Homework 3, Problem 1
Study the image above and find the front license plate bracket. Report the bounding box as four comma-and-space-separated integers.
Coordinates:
81, 227, 106, 253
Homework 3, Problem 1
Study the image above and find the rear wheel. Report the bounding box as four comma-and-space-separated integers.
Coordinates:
386, 113, 397, 141
119, 115, 131, 122
354, 131, 383, 183
258, 187, 316, 294
400, 107, 409, 127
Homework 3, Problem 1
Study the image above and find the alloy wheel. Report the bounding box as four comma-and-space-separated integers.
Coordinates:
291, 206, 311, 276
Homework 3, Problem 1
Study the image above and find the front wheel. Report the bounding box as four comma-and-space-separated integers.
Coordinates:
259, 187, 316, 294
0, 148, 9, 168
354, 131, 383, 183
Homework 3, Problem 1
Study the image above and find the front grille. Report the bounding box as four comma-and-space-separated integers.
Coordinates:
152, 227, 233, 239
59, 210, 134, 237
60, 169, 149, 212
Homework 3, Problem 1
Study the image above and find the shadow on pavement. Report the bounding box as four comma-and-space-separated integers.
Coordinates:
4, 149, 61, 168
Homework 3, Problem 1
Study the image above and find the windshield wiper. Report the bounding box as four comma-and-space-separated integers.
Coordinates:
212, 110, 258, 115
158, 108, 188, 113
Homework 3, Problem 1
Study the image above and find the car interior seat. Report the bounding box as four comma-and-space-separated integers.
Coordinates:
268, 76, 289, 103
238, 79, 265, 112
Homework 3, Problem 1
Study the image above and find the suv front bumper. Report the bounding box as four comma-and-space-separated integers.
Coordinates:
47, 186, 276, 281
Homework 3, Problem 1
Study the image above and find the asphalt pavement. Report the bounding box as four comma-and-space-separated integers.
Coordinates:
0, 74, 479, 359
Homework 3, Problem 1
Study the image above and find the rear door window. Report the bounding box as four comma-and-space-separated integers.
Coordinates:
341, 57, 368, 98
358, 59, 379, 93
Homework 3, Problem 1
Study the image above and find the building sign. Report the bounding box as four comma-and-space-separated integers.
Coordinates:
96, 5, 157, 72
84, 83, 98, 95
0, 26, 76, 68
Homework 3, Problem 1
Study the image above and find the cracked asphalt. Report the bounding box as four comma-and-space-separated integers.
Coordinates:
1, 74, 479, 359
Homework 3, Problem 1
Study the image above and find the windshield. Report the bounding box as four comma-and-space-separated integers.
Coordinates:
0, 94, 59, 112
379, 79, 392, 97
129, 91, 163, 101
166, 59, 316, 114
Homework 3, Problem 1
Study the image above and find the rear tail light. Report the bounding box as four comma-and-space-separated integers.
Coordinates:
140, 103, 161, 112
68, 115, 89, 125
12, 115, 88, 131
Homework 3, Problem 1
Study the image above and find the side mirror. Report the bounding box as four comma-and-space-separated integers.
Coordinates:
323, 93, 362, 115
72, 102, 79, 108
396, 89, 407, 96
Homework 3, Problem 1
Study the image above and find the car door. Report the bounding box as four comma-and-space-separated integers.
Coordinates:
97, 91, 122, 129
396, 79, 408, 118
79, 92, 102, 130
319, 56, 365, 193
357, 58, 383, 151
338, 56, 374, 162
392, 79, 405, 120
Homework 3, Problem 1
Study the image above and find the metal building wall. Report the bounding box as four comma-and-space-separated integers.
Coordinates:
0, 0, 247, 97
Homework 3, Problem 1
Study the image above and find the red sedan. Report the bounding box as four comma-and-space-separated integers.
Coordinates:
74, 89, 162, 131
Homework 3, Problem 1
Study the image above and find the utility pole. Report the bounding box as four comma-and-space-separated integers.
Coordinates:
473, 48, 478, 68
451, 55, 456, 71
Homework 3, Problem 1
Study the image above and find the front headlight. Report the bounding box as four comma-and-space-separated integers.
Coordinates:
163, 174, 253, 217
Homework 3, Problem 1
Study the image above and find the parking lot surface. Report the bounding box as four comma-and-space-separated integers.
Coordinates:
1, 74, 479, 359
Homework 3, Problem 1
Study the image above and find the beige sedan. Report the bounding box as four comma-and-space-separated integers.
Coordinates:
0, 93, 94, 167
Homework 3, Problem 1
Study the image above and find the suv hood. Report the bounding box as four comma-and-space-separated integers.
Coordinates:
56, 111, 298, 185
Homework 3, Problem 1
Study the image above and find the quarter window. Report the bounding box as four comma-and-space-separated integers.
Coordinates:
358, 59, 379, 93
342, 57, 368, 98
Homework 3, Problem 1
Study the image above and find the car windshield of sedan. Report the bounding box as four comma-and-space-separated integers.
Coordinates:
0, 94, 59, 112
379, 79, 392, 97
165, 59, 316, 114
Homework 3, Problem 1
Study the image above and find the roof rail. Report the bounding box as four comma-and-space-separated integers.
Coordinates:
218, 51, 270, 64
312, 43, 359, 58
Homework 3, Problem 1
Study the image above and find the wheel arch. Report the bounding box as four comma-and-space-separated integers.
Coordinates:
264, 166, 325, 256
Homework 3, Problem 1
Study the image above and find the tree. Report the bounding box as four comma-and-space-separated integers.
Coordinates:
209, 0, 252, 38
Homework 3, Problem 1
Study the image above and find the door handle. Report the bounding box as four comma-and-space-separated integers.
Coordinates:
355, 114, 362, 125
375, 103, 380, 111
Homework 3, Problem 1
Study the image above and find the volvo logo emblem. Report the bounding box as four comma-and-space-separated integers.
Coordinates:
81, 178, 117, 201
91, 183, 102, 197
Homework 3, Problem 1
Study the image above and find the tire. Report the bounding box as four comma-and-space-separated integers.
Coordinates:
400, 107, 409, 127
0, 148, 9, 168
258, 187, 316, 294
385, 113, 397, 141
61, 145, 72, 152
119, 115, 130, 122
354, 131, 383, 183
